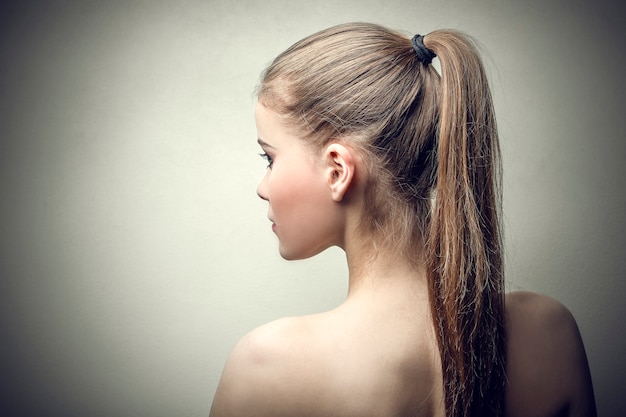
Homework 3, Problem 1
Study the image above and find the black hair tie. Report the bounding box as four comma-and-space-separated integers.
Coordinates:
411, 34, 436, 65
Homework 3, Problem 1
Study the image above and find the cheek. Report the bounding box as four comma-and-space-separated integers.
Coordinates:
268, 165, 340, 259
270, 167, 326, 217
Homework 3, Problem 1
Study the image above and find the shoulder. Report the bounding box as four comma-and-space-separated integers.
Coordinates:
209, 316, 323, 417
506, 291, 578, 336
505, 291, 585, 358
505, 291, 596, 417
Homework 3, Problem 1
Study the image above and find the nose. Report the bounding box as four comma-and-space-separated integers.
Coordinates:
256, 170, 269, 201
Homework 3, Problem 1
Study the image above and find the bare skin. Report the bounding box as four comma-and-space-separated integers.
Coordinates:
209, 275, 596, 417
505, 291, 597, 417
210, 255, 446, 417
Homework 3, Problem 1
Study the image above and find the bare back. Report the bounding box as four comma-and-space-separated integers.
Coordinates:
210, 291, 595, 417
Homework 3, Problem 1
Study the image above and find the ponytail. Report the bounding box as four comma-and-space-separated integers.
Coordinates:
424, 31, 506, 417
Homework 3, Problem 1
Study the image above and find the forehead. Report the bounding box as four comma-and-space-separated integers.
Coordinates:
255, 102, 297, 144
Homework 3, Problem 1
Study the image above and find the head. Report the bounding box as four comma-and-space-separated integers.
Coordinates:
255, 101, 357, 260
256, 22, 441, 262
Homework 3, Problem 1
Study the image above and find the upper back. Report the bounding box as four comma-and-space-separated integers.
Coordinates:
210, 300, 446, 417
210, 291, 595, 417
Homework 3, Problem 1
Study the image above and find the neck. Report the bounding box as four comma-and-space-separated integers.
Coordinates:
342, 239, 430, 306
335, 183, 430, 308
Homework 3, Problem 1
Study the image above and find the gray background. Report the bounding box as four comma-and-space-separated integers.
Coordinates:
1, 0, 624, 416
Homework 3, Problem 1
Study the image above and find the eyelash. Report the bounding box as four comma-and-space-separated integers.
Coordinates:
259, 152, 273, 168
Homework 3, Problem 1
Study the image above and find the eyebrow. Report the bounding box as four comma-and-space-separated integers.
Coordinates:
257, 138, 275, 149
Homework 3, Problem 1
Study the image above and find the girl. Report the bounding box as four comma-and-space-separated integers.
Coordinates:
210, 22, 596, 417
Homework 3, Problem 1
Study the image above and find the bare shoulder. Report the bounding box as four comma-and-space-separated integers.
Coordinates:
209, 316, 316, 417
210, 305, 444, 417
505, 291, 596, 417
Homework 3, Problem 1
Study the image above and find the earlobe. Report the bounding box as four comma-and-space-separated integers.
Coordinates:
325, 143, 356, 202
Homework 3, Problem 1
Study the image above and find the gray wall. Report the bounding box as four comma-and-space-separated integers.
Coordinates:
1, 1, 623, 416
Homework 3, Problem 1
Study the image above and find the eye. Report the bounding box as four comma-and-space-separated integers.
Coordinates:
259, 152, 273, 169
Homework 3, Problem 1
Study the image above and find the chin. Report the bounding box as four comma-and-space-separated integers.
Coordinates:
278, 244, 328, 261
278, 250, 309, 261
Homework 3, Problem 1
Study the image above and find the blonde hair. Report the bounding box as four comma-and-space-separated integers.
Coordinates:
257, 22, 506, 417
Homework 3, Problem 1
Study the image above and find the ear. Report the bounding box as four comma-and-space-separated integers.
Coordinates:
324, 143, 356, 202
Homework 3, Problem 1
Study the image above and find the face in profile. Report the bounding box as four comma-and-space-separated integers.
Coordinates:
255, 103, 345, 260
